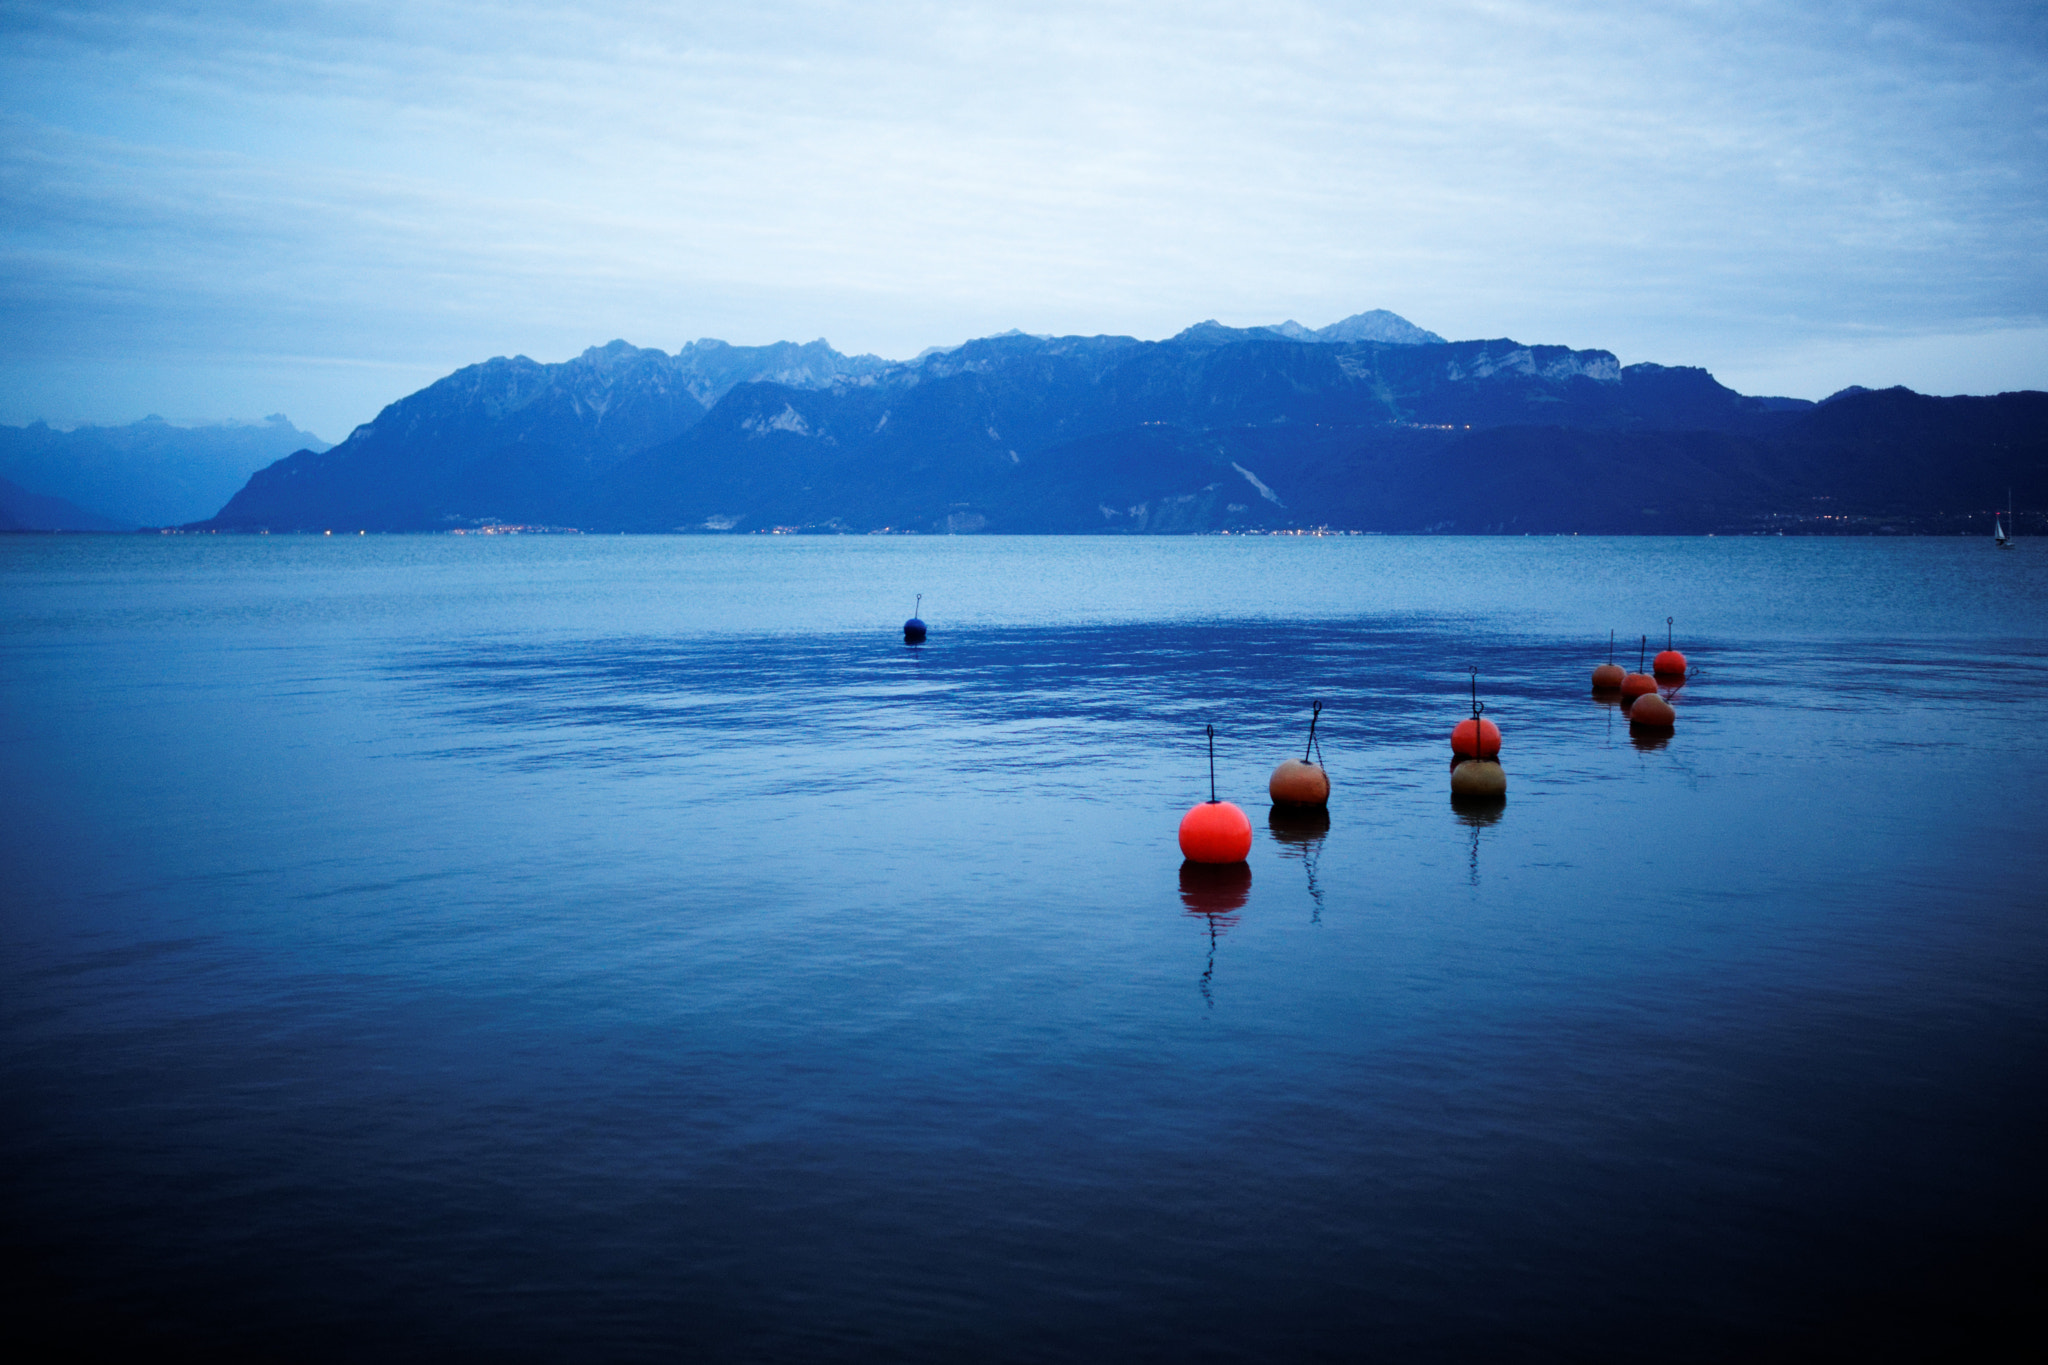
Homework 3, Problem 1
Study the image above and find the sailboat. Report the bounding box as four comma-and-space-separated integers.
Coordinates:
1996, 489, 2013, 548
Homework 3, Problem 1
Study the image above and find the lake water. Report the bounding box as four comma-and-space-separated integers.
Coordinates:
4, 535, 2046, 1361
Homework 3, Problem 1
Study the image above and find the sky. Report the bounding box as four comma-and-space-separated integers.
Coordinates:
2, 0, 2045, 440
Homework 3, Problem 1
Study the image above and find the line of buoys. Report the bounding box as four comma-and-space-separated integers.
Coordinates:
1653, 616, 1688, 678
1620, 635, 1657, 699
1450, 668, 1507, 800
1269, 700, 1332, 808
1180, 724, 1253, 864
1138, 621, 1694, 876
1592, 629, 1625, 692
903, 593, 927, 644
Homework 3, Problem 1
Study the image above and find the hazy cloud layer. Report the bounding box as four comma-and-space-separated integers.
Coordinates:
3, 0, 2044, 435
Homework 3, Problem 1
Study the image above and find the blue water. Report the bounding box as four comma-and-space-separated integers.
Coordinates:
4, 535, 2046, 1361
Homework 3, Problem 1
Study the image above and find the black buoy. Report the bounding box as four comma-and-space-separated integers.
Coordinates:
903, 593, 927, 643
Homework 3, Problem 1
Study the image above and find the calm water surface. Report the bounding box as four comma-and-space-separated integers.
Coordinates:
4, 536, 2046, 1361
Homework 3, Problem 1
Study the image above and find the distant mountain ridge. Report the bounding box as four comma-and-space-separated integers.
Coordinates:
215, 338, 899, 533
0, 474, 129, 532
1203, 309, 1448, 347
183, 312, 2043, 536
0, 414, 329, 527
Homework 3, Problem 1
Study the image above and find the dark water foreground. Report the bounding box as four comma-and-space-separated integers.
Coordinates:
4, 536, 2046, 1361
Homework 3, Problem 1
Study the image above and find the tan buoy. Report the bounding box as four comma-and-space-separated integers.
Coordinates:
1451, 758, 1507, 797
1450, 667, 1506, 801
1270, 700, 1331, 808
1592, 629, 1624, 691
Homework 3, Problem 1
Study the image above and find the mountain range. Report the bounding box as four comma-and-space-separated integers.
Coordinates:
14, 311, 2044, 535
0, 414, 329, 528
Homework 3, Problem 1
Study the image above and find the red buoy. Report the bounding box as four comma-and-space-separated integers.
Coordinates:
1628, 693, 1675, 729
1653, 617, 1687, 677
1451, 666, 1503, 758
1180, 801, 1253, 864
1180, 723, 1252, 864
1179, 860, 1252, 915
1451, 717, 1501, 759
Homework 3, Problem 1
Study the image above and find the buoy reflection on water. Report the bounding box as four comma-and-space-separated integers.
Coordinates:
1180, 860, 1250, 1006
1268, 805, 1329, 923
1178, 860, 1252, 916
1267, 804, 1331, 845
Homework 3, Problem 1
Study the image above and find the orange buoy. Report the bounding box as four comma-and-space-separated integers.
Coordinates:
1450, 717, 1501, 759
1628, 693, 1675, 729
1180, 724, 1252, 864
1592, 629, 1624, 690
1270, 700, 1331, 807
1652, 616, 1687, 677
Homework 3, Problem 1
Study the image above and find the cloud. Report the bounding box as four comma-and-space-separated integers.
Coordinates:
2, 0, 2044, 430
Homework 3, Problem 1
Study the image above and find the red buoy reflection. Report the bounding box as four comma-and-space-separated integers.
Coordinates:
1179, 860, 1252, 917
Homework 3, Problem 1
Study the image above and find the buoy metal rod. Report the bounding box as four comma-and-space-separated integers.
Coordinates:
1207, 723, 1217, 803
1639, 635, 1647, 671
1303, 700, 1323, 763
1608, 629, 1615, 664
1667, 616, 1674, 650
